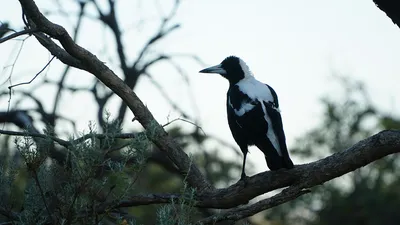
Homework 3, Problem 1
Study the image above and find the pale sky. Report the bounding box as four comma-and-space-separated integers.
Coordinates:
1, 0, 400, 175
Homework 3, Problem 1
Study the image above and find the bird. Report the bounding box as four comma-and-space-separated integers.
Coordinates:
199, 56, 294, 180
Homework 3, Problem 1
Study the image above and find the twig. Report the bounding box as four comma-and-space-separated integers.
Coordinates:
4, 36, 28, 121
0, 27, 38, 43
8, 56, 55, 89
163, 117, 206, 136
32, 168, 53, 221
0, 129, 138, 149
0, 129, 70, 147
144, 72, 193, 120
52, 0, 87, 116
71, 132, 137, 145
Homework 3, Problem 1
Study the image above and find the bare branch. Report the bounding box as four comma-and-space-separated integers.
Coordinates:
162, 117, 206, 136
0, 27, 38, 43
34, 32, 85, 70
144, 72, 193, 120
52, 0, 87, 116
17, 0, 212, 192
0, 128, 137, 149
193, 130, 400, 209
196, 187, 310, 224
87, 193, 181, 216
132, 0, 181, 70
8, 56, 55, 89
133, 24, 180, 69
0, 129, 69, 147
93, 0, 129, 73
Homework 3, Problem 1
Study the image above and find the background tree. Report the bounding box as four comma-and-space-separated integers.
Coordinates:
266, 77, 400, 225
0, 0, 399, 224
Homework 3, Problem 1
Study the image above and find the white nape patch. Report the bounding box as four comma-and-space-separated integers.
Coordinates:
238, 58, 253, 78
237, 77, 275, 104
260, 101, 282, 156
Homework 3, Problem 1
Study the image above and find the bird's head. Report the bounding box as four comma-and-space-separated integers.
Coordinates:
199, 56, 253, 84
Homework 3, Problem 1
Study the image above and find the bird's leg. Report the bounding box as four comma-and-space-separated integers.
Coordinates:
240, 151, 248, 181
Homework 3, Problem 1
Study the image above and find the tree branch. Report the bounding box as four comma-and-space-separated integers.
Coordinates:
194, 130, 400, 209
0, 27, 38, 43
17, 0, 212, 192
0, 128, 137, 149
78, 130, 400, 221
196, 186, 310, 224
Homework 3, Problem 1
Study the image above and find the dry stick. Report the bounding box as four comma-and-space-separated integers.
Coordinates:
0, 28, 38, 43
0, 129, 70, 147
162, 117, 206, 136
8, 56, 55, 89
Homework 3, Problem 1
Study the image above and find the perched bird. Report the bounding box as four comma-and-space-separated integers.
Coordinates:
199, 56, 294, 180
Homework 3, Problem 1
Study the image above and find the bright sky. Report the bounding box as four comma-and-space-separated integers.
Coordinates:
1, 0, 400, 175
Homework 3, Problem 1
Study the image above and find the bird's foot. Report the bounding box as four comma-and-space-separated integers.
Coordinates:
239, 174, 249, 187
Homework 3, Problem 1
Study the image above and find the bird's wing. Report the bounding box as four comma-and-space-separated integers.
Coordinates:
261, 100, 294, 168
227, 86, 255, 148
264, 84, 279, 109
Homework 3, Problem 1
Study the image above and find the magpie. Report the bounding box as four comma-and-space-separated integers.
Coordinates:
199, 56, 294, 180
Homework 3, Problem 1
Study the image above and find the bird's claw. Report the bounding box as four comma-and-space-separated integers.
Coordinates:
239, 174, 249, 187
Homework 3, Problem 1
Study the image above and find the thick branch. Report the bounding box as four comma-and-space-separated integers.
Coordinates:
85, 130, 400, 217
196, 186, 310, 224
90, 193, 181, 215
194, 130, 400, 208
18, 0, 212, 192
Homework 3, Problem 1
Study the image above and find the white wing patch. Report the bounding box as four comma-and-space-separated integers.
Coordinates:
260, 101, 282, 156
228, 97, 255, 116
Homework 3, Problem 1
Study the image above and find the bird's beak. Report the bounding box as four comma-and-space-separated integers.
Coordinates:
199, 64, 227, 74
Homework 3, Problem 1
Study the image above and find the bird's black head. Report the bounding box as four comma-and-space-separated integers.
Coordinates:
199, 56, 252, 84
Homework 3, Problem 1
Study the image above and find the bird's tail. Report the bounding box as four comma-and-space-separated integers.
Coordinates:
265, 154, 293, 170
255, 140, 294, 170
